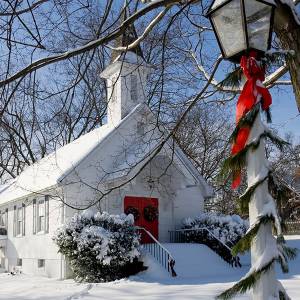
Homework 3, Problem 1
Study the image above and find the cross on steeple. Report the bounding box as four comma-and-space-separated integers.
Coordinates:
111, 1, 144, 62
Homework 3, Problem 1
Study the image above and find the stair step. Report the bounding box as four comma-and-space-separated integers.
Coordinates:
162, 243, 245, 279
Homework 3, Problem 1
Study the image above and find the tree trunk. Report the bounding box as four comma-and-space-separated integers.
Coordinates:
247, 113, 278, 300
274, 3, 300, 112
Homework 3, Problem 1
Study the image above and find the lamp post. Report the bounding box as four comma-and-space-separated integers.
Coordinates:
206, 1, 293, 299
206, 0, 275, 62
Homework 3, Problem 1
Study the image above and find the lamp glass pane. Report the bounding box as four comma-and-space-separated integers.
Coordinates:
211, 0, 246, 58
245, 1, 272, 51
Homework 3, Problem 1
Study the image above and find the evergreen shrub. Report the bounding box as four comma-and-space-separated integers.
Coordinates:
53, 211, 143, 282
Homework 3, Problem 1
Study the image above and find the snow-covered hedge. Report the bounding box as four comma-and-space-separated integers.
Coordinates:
182, 213, 249, 247
53, 211, 142, 282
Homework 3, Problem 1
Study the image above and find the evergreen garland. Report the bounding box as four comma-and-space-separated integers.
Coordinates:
218, 67, 243, 90
218, 111, 294, 299
277, 235, 298, 262
238, 173, 270, 214
231, 215, 274, 256
229, 104, 260, 144
216, 259, 275, 300
216, 52, 297, 299
220, 129, 288, 183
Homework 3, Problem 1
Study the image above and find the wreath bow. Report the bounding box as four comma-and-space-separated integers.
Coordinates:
231, 51, 272, 189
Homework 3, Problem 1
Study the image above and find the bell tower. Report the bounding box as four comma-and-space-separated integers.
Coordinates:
100, 3, 150, 127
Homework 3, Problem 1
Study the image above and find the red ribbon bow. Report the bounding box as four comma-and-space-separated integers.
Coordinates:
231, 51, 272, 189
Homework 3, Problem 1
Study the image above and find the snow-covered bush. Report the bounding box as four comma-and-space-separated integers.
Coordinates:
53, 211, 142, 282
182, 212, 249, 247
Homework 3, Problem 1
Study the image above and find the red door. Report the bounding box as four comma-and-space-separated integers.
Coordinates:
124, 196, 159, 244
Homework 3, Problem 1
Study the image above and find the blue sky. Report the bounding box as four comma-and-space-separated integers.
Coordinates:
270, 87, 300, 141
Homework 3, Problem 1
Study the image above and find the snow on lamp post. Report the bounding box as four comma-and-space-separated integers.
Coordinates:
206, 1, 296, 300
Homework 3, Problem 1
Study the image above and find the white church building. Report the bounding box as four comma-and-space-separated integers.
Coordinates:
0, 19, 213, 279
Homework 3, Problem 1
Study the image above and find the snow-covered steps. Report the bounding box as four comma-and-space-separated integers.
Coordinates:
141, 243, 249, 281
164, 243, 246, 279
168, 228, 242, 268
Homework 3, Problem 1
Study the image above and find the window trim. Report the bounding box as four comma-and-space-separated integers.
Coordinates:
36, 196, 49, 234
17, 207, 23, 236
37, 199, 45, 233
14, 204, 25, 237
0, 209, 7, 228
33, 199, 37, 234
0, 209, 8, 235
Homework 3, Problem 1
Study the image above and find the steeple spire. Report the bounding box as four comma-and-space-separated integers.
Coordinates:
111, 1, 144, 62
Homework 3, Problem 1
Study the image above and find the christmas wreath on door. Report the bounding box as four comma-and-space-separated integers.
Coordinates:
143, 205, 158, 222
125, 206, 140, 221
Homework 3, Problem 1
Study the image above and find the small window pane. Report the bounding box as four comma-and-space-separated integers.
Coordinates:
245, 1, 272, 51
17, 208, 22, 235
211, 0, 246, 57
33, 200, 36, 234
130, 74, 138, 102
38, 259, 45, 268
38, 200, 45, 232
17, 258, 22, 266
0, 212, 5, 227
137, 122, 145, 136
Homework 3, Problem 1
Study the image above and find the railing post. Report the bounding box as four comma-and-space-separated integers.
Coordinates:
138, 227, 176, 277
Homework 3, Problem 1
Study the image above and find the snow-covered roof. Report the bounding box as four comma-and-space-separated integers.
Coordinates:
0, 122, 115, 204
0, 105, 152, 205
0, 103, 213, 205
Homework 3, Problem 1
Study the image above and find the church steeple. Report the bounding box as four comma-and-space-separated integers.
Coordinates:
100, 2, 150, 127
111, 2, 144, 63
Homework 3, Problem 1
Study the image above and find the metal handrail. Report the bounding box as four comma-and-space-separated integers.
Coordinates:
169, 227, 241, 268
136, 226, 177, 277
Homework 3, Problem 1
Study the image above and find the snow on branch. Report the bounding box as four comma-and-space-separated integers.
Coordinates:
265, 65, 289, 88
192, 51, 289, 93
0, 0, 49, 16
0, 0, 183, 88
108, 6, 171, 52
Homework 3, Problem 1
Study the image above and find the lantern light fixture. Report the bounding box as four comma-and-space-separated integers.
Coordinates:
206, 0, 276, 62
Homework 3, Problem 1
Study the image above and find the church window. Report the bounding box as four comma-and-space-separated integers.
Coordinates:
36, 196, 49, 233
33, 199, 36, 234
0, 211, 6, 228
130, 74, 137, 102
137, 121, 145, 135
38, 259, 45, 268
38, 199, 45, 232
17, 206, 24, 236
17, 258, 22, 266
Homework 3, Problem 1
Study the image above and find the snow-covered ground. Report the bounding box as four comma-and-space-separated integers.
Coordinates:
0, 236, 299, 300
